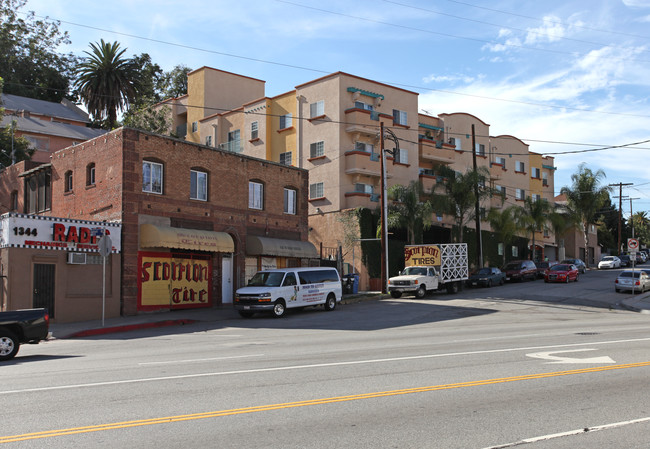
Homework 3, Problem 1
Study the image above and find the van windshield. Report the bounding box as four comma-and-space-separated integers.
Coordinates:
248, 272, 285, 287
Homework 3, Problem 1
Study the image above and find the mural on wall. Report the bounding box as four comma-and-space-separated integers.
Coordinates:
138, 252, 212, 310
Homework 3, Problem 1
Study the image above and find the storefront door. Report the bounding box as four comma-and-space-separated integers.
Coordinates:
221, 255, 232, 304
33, 264, 55, 318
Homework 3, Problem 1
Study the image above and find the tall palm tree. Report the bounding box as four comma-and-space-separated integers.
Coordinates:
74, 40, 138, 129
386, 180, 433, 244
560, 163, 610, 265
431, 165, 491, 243
516, 197, 552, 262
487, 206, 520, 267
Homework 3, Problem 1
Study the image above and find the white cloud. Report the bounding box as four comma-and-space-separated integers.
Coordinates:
524, 16, 566, 45
622, 0, 650, 7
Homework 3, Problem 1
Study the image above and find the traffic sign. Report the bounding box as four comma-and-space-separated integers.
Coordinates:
97, 235, 112, 258
628, 238, 639, 251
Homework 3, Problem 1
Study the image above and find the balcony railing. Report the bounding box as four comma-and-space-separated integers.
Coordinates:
218, 140, 243, 153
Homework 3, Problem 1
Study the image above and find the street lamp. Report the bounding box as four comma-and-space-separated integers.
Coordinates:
380, 123, 399, 293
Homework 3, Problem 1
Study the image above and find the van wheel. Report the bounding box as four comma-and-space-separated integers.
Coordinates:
238, 311, 254, 318
0, 329, 20, 361
390, 291, 401, 298
324, 294, 337, 311
415, 285, 427, 299
272, 300, 286, 318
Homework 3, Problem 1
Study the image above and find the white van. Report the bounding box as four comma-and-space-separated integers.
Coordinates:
234, 267, 342, 318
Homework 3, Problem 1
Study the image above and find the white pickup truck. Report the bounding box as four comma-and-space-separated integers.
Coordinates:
388, 244, 468, 298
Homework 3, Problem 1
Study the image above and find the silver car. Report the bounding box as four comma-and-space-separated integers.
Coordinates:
615, 270, 650, 293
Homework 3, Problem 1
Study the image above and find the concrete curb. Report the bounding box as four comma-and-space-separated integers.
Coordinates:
60, 319, 198, 339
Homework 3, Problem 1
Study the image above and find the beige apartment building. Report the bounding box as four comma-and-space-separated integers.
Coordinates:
157, 67, 561, 289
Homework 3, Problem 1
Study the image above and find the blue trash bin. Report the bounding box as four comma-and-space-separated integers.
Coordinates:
342, 274, 359, 294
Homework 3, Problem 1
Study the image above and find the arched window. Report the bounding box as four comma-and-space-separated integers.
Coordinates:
64, 171, 73, 193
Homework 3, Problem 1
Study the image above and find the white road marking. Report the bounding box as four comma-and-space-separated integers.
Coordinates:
138, 354, 264, 366
3, 336, 650, 395
526, 349, 616, 364
482, 416, 650, 448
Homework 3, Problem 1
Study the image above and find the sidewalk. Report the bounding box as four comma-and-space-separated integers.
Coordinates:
48, 290, 649, 340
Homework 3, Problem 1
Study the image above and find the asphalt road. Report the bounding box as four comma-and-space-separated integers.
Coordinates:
3, 267, 650, 448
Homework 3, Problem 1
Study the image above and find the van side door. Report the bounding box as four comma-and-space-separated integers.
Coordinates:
282, 272, 299, 304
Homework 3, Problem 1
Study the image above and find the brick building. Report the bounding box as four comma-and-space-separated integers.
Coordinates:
0, 127, 316, 321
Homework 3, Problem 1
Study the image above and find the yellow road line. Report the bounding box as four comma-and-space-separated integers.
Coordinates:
2, 361, 650, 444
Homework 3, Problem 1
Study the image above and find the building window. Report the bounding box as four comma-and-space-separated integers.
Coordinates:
393, 148, 408, 164
531, 167, 540, 178
143, 160, 163, 194
355, 141, 374, 153
190, 170, 208, 201
249, 181, 264, 210
24, 170, 51, 213
542, 172, 549, 186
516, 188, 525, 200
515, 161, 525, 173
354, 101, 373, 111
532, 193, 541, 202
512, 246, 518, 257
355, 183, 373, 194
226, 130, 241, 153
475, 143, 485, 156
450, 137, 461, 151
280, 152, 292, 165
393, 109, 407, 126
10, 190, 18, 211
191, 121, 198, 133
279, 113, 292, 130
86, 163, 95, 186
206, 135, 212, 146
284, 188, 297, 215
498, 243, 504, 256
64, 171, 73, 193
251, 121, 259, 139
310, 100, 324, 118
310, 141, 324, 158
496, 185, 506, 197
310, 182, 324, 199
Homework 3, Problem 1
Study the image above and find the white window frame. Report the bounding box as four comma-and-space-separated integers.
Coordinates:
396, 148, 408, 164
516, 161, 525, 173
355, 183, 374, 194
284, 188, 297, 215
310, 100, 324, 118
531, 167, 541, 178
191, 121, 198, 133
532, 193, 541, 203
310, 182, 324, 199
496, 185, 505, 197
249, 181, 264, 210
475, 143, 485, 156
516, 188, 525, 200
310, 141, 324, 158
251, 121, 259, 139
393, 109, 407, 126
190, 170, 208, 201
279, 113, 292, 129
495, 156, 506, 167
143, 161, 163, 194
280, 152, 292, 165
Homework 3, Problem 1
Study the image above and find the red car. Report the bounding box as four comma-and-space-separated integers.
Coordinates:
544, 264, 579, 283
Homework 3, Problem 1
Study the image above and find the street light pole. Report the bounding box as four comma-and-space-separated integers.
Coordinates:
379, 123, 400, 294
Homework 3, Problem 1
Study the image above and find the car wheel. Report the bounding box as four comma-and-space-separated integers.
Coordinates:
615, 288, 620, 293
324, 294, 336, 311
575, 274, 579, 282
446, 282, 459, 294
238, 311, 254, 318
272, 300, 286, 318
390, 291, 402, 299
415, 285, 427, 299
0, 329, 20, 361
499, 278, 504, 286
565, 276, 569, 283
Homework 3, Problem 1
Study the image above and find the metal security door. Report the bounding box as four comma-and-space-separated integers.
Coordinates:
33, 264, 55, 318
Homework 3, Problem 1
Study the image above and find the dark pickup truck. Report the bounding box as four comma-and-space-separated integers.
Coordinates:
0, 308, 50, 361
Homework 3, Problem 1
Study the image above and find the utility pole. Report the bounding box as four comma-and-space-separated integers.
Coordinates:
380, 122, 387, 294
471, 124, 482, 269
609, 182, 633, 255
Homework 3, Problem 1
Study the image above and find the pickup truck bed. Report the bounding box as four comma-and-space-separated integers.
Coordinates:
0, 308, 50, 361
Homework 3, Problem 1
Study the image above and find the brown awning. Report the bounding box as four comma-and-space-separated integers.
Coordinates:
140, 224, 234, 252
246, 235, 318, 258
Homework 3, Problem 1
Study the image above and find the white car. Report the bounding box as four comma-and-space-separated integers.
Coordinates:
598, 256, 621, 269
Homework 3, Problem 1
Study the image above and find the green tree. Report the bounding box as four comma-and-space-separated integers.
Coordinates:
516, 197, 552, 262
159, 64, 191, 99
74, 39, 139, 129
0, 0, 77, 102
487, 206, 520, 266
386, 180, 433, 244
631, 211, 650, 247
560, 163, 610, 264
431, 165, 491, 243
0, 77, 33, 165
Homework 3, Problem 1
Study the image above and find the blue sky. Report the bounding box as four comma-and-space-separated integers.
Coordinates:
24, 0, 650, 215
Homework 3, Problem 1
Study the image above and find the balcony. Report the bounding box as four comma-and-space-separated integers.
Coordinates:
344, 108, 393, 136
218, 140, 243, 153
344, 150, 381, 177
344, 191, 372, 209
419, 139, 455, 164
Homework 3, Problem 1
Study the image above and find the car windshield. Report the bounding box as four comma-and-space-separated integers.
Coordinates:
247, 272, 285, 287
503, 263, 521, 270
476, 268, 492, 275
550, 264, 570, 272
602, 257, 614, 261
402, 267, 428, 276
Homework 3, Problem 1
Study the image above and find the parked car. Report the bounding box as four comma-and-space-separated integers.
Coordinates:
560, 258, 587, 274
619, 254, 632, 267
502, 260, 537, 282
535, 261, 554, 279
615, 270, 650, 293
466, 267, 506, 288
0, 308, 50, 361
635, 253, 646, 264
544, 264, 579, 283
598, 256, 621, 269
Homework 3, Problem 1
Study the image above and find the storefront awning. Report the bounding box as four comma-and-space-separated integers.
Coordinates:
246, 235, 318, 258
140, 224, 234, 252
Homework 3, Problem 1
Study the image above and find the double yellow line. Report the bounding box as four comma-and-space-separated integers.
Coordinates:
3, 361, 650, 444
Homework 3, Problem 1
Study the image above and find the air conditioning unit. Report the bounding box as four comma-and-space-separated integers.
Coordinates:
67, 252, 87, 264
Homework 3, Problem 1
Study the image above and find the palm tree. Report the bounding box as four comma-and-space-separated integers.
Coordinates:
386, 181, 433, 244
487, 206, 520, 267
74, 40, 138, 129
430, 165, 492, 243
560, 163, 610, 265
516, 197, 552, 262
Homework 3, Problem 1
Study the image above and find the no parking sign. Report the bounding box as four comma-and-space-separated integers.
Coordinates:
628, 238, 639, 252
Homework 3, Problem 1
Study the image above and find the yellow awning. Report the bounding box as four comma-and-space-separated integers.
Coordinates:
246, 235, 318, 258
140, 224, 234, 252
